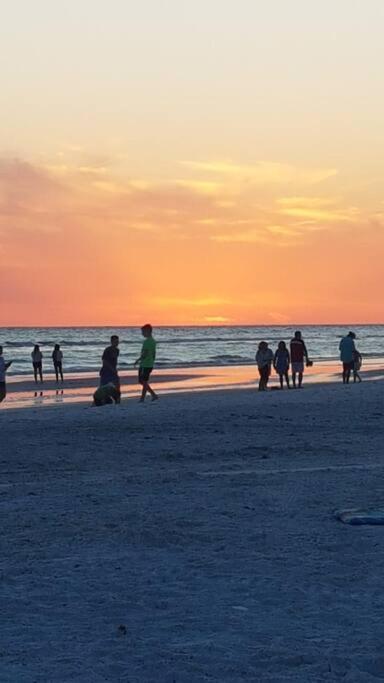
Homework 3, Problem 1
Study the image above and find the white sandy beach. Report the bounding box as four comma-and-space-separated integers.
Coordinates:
1, 377, 384, 681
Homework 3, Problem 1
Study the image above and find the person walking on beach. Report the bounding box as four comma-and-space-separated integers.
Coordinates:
31, 345, 43, 384
290, 331, 309, 388
353, 348, 362, 383
0, 346, 12, 403
52, 344, 64, 383
134, 324, 158, 402
339, 331, 356, 384
100, 335, 121, 402
273, 340, 290, 389
256, 341, 274, 391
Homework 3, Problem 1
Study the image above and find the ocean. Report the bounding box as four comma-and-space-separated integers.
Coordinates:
1, 325, 383, 377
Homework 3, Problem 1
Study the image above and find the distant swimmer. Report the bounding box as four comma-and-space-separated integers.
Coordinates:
93, 382, 120, 406
134, 324, 158, 402
339, 331, 356, 384
0, 346, 13, 403
31, 345, 43, 384
273, 340, 291, 389
290, 331, 309, 388
100, 335, 121, 402
255, 341, 274, 391
52, 344, 64, 383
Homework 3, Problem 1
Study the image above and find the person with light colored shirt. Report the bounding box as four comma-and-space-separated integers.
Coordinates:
255, 341, 274, 392
134, 324, 158, 402
0, 346, 13, 403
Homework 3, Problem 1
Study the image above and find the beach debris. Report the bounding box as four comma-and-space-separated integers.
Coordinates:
117, 624, 127, 635
335, 509, 384, 525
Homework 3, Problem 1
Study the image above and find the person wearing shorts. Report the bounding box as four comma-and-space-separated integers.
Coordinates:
290, 331, 309, 388
134, 324, 158, 402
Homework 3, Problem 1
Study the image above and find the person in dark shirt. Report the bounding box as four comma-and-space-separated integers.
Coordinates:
273, 340, 291, 389
289, 330, 309, 388
100, 335, 121, 402
52, 344, 64, 382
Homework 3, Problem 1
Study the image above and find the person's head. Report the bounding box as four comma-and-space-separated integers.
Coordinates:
294, 331, 302, 340
348, 331, 356, 339
278, 340, 286, 350
110, 335, 119, 347
141, 324, 153, 338
54, 343, 60, 351
33, 344, 39, 353
258, 341, 268, 351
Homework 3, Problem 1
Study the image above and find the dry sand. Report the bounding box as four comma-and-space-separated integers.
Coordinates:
1, 379, 384, 681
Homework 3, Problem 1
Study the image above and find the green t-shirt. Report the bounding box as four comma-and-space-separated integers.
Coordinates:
141, 336, 156, 368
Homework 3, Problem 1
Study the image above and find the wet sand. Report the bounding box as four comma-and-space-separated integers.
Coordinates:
3, 359, 384, 410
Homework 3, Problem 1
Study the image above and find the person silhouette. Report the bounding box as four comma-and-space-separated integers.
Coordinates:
290, 331, 309, 388
134, 324, 158, 402
52, 344, 64, 382
0, 346, 12, 403
256, 341, 274, 391
274, 340, 290, 389
31, 345, 43, 384
100, 335, 121, 402
339, 331, 356, 384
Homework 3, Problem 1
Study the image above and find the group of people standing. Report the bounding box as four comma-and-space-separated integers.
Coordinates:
255, 330, 311, 391
31, 344, 64, 384
0, 326, 365, 406
255, 329, 362, 392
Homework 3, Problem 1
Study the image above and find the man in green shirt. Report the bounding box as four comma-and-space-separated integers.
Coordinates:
134, 324, 158, 402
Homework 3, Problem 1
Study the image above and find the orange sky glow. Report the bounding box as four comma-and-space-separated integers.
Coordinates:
1, 1, 383, 326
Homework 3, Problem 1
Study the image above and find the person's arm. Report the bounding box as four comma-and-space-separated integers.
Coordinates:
134, 342, 149, 366
5, 361, 12, 370
302, 342, 309, 360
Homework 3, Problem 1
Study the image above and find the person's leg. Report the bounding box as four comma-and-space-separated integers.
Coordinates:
292, 371, 296, 388
285, 371, 290, 388
59, 363, 64, 382
279, 373, 283, 389
39, 363, 43, 383
298, 371, 303, 388
258, 369, 264, 391
54, 364, 59, 382
345, 363, 351, 384
146, 383, 158, 400
260, 366, 268, 391
0, 382, 6, 403
33, 364, 38, 383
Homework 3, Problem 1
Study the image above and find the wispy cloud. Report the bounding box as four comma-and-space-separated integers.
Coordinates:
181, 160, 338, 185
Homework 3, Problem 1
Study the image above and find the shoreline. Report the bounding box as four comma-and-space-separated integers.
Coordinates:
2, 376, 384, 680
2, 358, 383, 411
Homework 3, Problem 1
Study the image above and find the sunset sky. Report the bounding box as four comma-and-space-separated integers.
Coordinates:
1, 0, 383, 325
